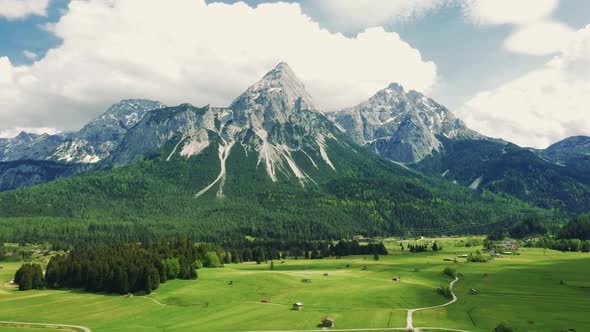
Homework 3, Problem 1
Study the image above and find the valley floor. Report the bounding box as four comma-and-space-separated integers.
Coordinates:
1, 240, 589, 332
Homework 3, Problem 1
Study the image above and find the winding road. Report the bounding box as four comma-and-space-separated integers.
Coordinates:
406, 276, 460, 329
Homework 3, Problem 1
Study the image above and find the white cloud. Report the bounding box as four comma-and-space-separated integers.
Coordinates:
462, 0, 576, 56
22, 50, 38, 60
0, 0, 50, 20
458, 25, 590, 148
301, 0, 451, 33
503, 21, 575, 56
462, 0, 558, 25
0, 0, 437, 134
306, 0, 573, 56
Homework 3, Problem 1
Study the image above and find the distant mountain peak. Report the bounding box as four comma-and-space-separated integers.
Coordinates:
334, 82, 483, 163
231, 62, 314, 112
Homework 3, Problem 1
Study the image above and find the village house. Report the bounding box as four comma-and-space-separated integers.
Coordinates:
292, 302, 303, 310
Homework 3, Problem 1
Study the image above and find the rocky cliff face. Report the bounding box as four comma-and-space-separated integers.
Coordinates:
107, 63, 350, 198
48, 99, 165, 163
0, 132, 65, 161
333, 83, 482, 163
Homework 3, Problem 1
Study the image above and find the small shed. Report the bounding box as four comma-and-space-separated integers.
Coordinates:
322, 317, 335, 327
323, 273, 329, 277
468, 288, 479, 295
392, 276, 400, 281
502, 251, 512, 255
292, 302, 303, 310
458, 254, 469, 258
362, 265, 368, 270
260, 298, 270, 303
301, 278, 312, 283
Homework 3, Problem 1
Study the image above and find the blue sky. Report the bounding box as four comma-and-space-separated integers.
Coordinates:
0, 0, 589, 148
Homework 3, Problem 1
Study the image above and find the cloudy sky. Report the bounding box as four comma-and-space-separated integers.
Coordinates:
0, 0, 589, 148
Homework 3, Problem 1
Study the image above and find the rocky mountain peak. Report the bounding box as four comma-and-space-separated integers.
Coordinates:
334, 82, 483, 163
230, 62, 314, 113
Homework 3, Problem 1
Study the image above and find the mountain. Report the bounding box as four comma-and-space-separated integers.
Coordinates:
0, 160, 85, 192
333, 83, 482, 163
48, 99, 165, 163
0, 99, 164, 166
0, 63, 538, 245
108, 62, 347, 190
0, 132, 65, 161
413, 138, 590, 214
541, 136, 590, 162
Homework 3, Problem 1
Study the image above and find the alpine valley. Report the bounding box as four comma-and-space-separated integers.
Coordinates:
0, 63, 588, 243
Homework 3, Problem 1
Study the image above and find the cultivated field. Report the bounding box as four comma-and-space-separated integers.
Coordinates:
1, 238, 589, 332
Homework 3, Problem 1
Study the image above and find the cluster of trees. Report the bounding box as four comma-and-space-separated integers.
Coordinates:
14, 263, 44, 291
190, 240, 387, 265
42, 239, 201, 294
467, 250, 492, 262
437, 285, 453, 299
404, 242, 441, 253
528, 238, 590, 252
558, 215, 590, 240
443, 267, 456, 278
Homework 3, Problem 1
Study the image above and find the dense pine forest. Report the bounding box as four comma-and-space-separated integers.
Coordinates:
0, 137, 552, 246
12, 238, 388, 293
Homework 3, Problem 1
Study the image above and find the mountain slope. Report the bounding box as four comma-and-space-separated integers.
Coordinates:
0, 132, 65, 161
414, 138, 590, 214
48, 99, 165, 163
0, 160, 85, 192
333, 83, 482, 163
0, 64, 540, 244
108, 63, 350, 194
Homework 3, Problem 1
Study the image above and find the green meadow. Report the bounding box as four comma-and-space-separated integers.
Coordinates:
1, 238, 589, 332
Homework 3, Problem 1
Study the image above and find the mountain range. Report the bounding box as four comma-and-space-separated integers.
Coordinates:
0, 63, 588, 241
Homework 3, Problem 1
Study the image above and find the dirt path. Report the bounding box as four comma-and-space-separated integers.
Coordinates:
0, 321, 92, 332
406, 276, 460, 329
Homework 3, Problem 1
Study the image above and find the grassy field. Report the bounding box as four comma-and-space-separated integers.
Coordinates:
0, 238, 589, 331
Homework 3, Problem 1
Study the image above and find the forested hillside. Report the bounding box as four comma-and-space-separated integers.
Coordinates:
0, 133, 543, 246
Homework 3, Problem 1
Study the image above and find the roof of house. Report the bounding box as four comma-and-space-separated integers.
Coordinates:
323, 317, 334, 321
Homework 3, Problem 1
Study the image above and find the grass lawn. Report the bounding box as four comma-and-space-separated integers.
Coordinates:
0, 238, 588, 331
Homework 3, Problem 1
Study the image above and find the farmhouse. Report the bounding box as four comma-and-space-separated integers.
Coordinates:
322, 317, 335, 327
292, 302, 303, 310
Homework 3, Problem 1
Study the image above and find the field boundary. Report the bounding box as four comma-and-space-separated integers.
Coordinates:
0, 320, 92, 332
